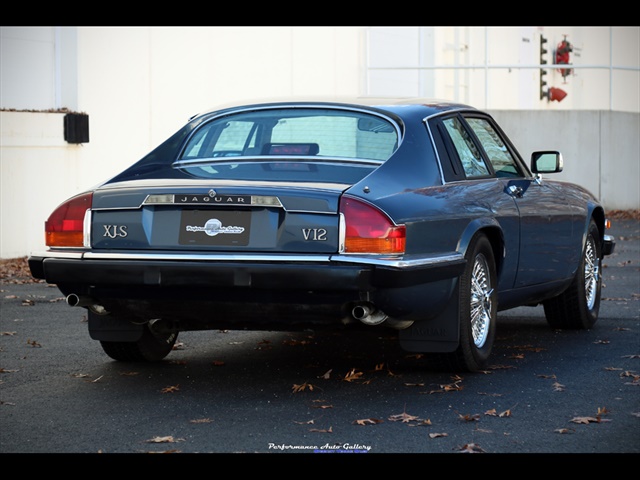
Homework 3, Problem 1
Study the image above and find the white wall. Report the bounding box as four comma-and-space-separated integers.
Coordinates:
1, 26, 639, 259
2, 108, 637, 259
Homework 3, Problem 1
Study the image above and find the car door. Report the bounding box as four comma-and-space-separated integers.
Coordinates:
461, 115, 576, 288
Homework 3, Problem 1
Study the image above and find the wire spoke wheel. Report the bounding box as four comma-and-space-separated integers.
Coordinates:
583, 236, 599, 310
470, 254, 492, 348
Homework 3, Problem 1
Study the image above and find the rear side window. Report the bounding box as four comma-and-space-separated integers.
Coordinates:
442, 116, 490, 178
465, 117, 523, 178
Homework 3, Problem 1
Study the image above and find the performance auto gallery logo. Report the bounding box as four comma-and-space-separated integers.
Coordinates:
185, 218, 245, 237
267, 442, 371, 453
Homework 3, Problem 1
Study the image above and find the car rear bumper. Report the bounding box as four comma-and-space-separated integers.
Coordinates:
28, 250, 466, 290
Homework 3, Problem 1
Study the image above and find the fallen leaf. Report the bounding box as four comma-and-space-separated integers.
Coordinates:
594, 339, 610, 344
408, 419, 432, 427
0, 368, 19, 373
442, 381, 464, 392
388, 411, 419, 423
554, 428, 574, 434
484, 409, 497, 416
343, 368, 364, 382
146, 436, 183, 443
1, 331, 17, 336
293, 419, 315, 425
309, 426, 333, 433
405, 353, 424, 360
552, 382, 566, 392
26, 339, 41, 348
119, 371, 139, 376
457, 443, 486, 453
458, 413, 481, 422
189, 418, 213, 424
569, 416, 612, 424
319, 369, 332, 379
292, 382, 315, 393
474, 427, 493, 433
70, 373, 90, 378
352, 418, 384, 426
429, 432, 447, 438
488, 364, 516, 370
161, 384, 180, 393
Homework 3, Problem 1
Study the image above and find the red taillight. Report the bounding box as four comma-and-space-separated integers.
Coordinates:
339, 197, 405, 254
45, 192, 93, 247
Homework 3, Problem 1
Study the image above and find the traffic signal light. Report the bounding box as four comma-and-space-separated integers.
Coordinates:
540, 35, 548, 100
540, 35, 548, 65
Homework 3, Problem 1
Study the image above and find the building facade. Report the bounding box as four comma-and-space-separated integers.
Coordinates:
1, 26, 639, 258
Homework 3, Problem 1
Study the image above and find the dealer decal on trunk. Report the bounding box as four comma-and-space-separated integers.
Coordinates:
186, 219, 245, 237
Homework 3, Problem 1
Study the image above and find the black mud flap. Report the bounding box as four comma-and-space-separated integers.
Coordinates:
398, 283, 460, 353
88, 311, 144, 342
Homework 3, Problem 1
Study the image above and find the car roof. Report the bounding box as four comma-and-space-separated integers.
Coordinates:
191, 97, 478, 122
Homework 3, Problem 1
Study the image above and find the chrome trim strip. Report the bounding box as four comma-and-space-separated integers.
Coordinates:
331, 252, 464, 268
173, 157, 384, 168
83, 252, 332, 262
30, 251, 86, 259
39, 250, 464, 270
142, 194, 284, 208
83, 209, 92, 248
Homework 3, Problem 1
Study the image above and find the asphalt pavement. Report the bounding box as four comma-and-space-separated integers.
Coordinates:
1, 217, 638, 460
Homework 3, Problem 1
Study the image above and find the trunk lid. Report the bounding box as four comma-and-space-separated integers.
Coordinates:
90, 179, 349, 253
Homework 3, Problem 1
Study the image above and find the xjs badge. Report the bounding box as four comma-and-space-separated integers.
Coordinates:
103, 225, 128, 238
185, 219, 245, 237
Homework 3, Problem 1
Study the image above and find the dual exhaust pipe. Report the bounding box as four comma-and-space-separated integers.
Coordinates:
66, 294, 411, 329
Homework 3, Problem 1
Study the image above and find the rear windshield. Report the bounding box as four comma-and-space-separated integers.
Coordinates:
173, 107, 400, 183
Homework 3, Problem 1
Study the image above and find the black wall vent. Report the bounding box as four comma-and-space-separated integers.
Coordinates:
64, 113, 89, 144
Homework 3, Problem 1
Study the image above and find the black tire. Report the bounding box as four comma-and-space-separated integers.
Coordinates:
100, 326, 177, 362
543, 219, 602, 329
428, 233, 497, 372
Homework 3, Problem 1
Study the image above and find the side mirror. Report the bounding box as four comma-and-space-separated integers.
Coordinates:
531, 151, 563, 173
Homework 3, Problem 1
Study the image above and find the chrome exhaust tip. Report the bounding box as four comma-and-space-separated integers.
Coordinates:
352, 303, 387, 326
